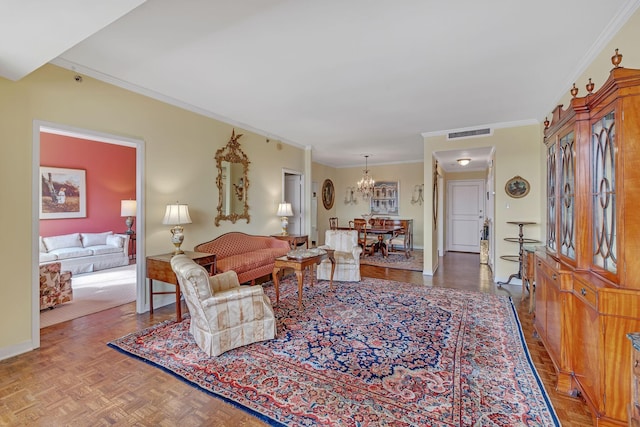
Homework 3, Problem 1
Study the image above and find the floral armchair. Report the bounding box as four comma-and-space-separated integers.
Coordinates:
170, 254, 276, 357
39, 262, 73, 310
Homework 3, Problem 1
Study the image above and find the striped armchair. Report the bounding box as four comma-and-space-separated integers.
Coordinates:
170, 254, 276, 357
317, 229, 362, 282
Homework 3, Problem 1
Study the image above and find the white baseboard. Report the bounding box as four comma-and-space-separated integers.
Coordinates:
0, 340, 35, 362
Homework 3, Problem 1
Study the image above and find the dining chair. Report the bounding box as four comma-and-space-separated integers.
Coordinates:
354, 220, 376, 256
329, 217, 338, 230
387, 227, 411, 258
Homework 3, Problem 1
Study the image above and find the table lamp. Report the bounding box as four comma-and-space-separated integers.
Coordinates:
276, 202, 293, 235
121, 200, 137, 234
162, 203, 192, 254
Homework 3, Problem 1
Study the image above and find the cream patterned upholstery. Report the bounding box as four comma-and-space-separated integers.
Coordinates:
170, 254, 276, 357
317, 230, 362, 282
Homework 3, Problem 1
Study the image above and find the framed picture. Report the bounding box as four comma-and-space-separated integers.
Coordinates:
322, 179, 335, 210
505, 175, 530, 199
370, 181, 399, 215
40, 167, 87, 219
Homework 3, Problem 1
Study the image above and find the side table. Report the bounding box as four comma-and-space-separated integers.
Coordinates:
146, 251, 216, 321
270, 234, 309, 249
126, 232, 136, 260
271, 249, 335, 309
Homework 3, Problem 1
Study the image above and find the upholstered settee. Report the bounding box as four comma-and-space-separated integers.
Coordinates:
194, 232, 290, 285
40, 262, 73, 310
39, 231, 130, 275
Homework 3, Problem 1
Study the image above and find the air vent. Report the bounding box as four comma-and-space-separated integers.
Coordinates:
447, 128, 492, 140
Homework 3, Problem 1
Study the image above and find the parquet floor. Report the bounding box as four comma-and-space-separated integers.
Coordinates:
0, 252, 593, 426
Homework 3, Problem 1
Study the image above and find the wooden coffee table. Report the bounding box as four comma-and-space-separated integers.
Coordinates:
272, 249, 335, 309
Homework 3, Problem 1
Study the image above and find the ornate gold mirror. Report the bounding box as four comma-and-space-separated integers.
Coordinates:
215, 129, 250, 226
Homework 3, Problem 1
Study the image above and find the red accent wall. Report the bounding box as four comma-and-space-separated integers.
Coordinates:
40, 132, 136, 237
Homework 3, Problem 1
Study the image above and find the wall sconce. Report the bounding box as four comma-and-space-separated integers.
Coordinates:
411, 184, 424, 205
344, 186, 358, 205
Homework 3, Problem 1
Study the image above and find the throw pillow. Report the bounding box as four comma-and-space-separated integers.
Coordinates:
106, 235, 125, 248
43, 233, 82, 251
81, 231, 113, 247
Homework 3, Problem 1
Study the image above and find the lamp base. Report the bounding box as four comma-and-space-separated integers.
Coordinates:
125, 216, 135, 234
280, 217, 289, 236
170, 225, 185, 255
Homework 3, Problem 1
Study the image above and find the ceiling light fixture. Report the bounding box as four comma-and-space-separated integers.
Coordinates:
457, 158, 471, 166
357, 155, 375, 199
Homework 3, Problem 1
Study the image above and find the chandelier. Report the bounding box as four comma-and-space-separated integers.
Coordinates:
357, 155, 375, 198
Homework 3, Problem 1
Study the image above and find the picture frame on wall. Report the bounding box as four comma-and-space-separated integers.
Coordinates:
505, 175, 530, 199
370, 181, 399, 215
40, 166, 87, 219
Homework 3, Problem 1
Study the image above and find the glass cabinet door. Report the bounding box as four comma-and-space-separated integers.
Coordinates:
559, 131, 576, 260
546, 141, 557, 253
592, 110, 617, 275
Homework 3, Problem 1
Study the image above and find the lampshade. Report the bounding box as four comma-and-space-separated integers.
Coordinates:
276, 202, 293, 217
162, 203, 192, 225
457, 158, 471, 166
120, 200, 137, 216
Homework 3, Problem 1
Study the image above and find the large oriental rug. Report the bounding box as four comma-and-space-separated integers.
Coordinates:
109, 277, 559, 426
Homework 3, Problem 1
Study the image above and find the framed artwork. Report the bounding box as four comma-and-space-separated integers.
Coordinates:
322, 179, 335, 210
40, 167, 87, 219
370, 181, 399, 215
505, 175, 530, 199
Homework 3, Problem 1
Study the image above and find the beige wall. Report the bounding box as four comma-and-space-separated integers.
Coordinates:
0, 64, 306, 356
334, 162, 424, 247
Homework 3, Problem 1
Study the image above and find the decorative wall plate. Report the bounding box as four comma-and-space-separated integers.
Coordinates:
322, 179, 335, 210
505, 176, 530, 198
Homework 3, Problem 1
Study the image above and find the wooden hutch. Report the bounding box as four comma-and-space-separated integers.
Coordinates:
536, 50, 640, 426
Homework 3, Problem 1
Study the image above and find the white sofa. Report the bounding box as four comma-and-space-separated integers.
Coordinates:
39, 231, 130, 275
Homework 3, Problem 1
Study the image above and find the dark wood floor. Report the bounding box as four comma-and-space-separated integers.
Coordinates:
0, 252, 593, 426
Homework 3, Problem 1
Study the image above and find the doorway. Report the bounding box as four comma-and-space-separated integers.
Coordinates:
32, 121, 145, 348
283, 169, 304, 235
447, 179, 485, 253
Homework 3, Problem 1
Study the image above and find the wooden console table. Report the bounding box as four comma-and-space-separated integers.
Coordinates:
146, 251, 216, 321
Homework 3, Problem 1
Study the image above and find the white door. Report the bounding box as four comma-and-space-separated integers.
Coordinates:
447, 180, 484, 253
285, 173, 303, 235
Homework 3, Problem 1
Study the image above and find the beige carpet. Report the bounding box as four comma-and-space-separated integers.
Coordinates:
40, 264, 137, 328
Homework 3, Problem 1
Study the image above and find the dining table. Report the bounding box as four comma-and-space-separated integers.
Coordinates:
362, 226, 403, 257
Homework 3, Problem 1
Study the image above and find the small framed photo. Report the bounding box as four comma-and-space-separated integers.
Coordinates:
371, 181, 399, 215
40, 167, 87, 219
505, 175, 530, 199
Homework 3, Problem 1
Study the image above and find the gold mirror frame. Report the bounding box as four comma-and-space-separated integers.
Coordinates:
215, 129, 250, 226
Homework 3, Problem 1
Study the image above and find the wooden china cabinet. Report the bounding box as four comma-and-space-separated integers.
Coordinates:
536, 50, 640, 426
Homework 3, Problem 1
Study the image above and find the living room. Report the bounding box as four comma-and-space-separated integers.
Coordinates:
2, 2, 640, 424
1, 0, 639, 357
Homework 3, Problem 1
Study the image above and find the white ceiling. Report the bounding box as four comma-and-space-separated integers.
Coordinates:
4, 0, 639, 168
